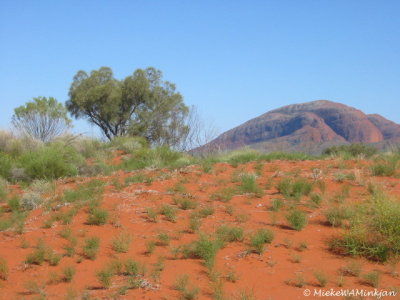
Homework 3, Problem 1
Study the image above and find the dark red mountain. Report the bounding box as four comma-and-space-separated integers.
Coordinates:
197, 100, 400, 153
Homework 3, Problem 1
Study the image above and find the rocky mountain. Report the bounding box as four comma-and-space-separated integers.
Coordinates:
196, 100, 400, 154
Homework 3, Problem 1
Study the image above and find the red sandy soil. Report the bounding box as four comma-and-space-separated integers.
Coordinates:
0, 158, 399, 300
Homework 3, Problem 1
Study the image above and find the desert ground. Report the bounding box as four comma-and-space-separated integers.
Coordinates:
1, 153, 399, 300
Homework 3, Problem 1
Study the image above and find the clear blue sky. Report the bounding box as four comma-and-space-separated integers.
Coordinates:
1, 0, 399, 136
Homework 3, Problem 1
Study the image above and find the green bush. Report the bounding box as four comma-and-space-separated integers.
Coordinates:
183, 234, 222, 270
277, 178, 313, 200
286, 209, 308, 231
112, 231, 132, 253
329, 190, 400, 262
370, 155, 398, 177
19, 143, 84, 180
323, 144, 377, 158
324, 206, 353, 227
216, 225, 244, 244
97, 267, 114, 289
160, 205, 177, 222
87, 208, 108, 225
62, 265, 76, 282
236, 174, 263, 197
0, 154, 13, 180
250, 228, 274, 254
83, 236, 100, 260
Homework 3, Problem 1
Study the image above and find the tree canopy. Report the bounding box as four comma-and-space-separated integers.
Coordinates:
66, 67, 190, 146
12, 97, 72, 142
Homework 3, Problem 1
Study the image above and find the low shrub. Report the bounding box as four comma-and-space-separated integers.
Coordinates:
112, 231, 132, 253
83, 236, 100, 260
87, 207, 108, 225
249, 228, 274, 254
286, 209, 308, 231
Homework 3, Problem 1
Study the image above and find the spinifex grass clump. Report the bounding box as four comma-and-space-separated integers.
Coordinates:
249, 228, 274, 254
329, 189, 400, 262
87, 207, 109, 225
25, 239, 62, 266
370, 154, 399, 177
286, 209, 308, 231
277, 178, 313, 200
182, 234, 222, 270
236, 173, 264, 197
83, 236, 100, 260
216, 225, 244, 245
60, 179, 105, 207
324, 206, 354, 227
112, 231, 132, 253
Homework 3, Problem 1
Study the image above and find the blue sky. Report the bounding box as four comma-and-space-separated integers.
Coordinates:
1, 0, 399, 137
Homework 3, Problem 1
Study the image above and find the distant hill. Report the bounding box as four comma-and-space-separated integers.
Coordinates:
195, 100, 400, 154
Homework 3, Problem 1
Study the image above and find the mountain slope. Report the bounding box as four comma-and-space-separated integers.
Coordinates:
197, 100, 400, 153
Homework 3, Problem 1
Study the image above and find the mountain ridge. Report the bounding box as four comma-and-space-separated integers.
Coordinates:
196, 100, 400, 154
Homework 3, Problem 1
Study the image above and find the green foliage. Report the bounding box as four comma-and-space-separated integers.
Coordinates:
324, 206, 353, 227
216, 225, 244, 244
62, 266, 76, 282
97, 267, 114, 289
19, 143, 84, 180
277, 178, 313, 200
120, 145, 192, 171
329, 190, 400, 262
87, 207, 109, 225
370, 155, 399, 177
174, 274, 200, 300
323, 144, 377, 158
83, 236, 100, 260
362, 271, 380, 287
314, 271, 328, 287
249, 228, 274, 254
112, 231, 132, 253
286, 209, 308, 231
0, 154, 13, 180
236, 174, 263, 197
210, 187, 235, 202
67, 66, 189, 147
12, 97, 71, 142
160, 205, 177, 222
183, 234, 222, 270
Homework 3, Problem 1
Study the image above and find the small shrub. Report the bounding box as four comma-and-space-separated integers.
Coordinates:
216, 225, 244, 244
25, 240, 47, 265
340, 261, 362, 277
146, 240, 156, 255
87, 207, 108, 225
160, 205, 177, 223
83, 236, 100, 260
249, 228, 274, 254
237, 174, 263, 197
314, 271, 328, 287
210, 187, 235, 202
97, 267, 113, 289
112, 231, 132, 253
310, 193, 322, 207
157, 232, 171, 246
362, 271, 380, 287
198, 206, 214, 218
62, 265, 76, 282
146, 207, 158, 222
286, 209, 308, 231
324, 206, 353, 227
271, 198, 283, 211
